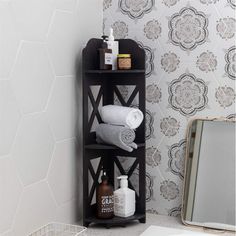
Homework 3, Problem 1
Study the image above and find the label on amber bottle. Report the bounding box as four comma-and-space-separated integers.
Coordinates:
105, 53, 112, 65
101, 195, 114, 213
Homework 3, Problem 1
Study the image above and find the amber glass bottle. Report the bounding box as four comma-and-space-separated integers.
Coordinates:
96, 171, 114, 219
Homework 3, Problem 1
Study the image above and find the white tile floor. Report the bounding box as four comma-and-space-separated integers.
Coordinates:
85, 214, 235, 236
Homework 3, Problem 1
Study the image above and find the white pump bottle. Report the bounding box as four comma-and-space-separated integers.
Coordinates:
107, 28, 119, 70
114, 175, 135, 217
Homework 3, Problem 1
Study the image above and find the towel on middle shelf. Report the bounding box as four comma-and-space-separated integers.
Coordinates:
96, 123, 138, 152
100, 105, 144, 129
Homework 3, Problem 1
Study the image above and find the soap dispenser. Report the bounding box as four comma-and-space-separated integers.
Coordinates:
114, 175, 135, 217
98, 35, 112, 70
96, 171, 114, 219
107, 28, 119, 70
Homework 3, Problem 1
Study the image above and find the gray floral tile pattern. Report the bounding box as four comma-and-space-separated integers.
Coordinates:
144, 19, 161, 40
168, 73, 208, 116
137, 41, 155, 77
146, 84, 161, 104
162, 0, 179, 7
200, 0, 219, 4
168, 205, 181, 216
161, 52, 180, 73
215, 86, 235, 108
160, 116, 180, 137
196, 51, 217, 72
160, 180, 179, 201
119, 0, 155, 19
145, 109, 155, 140
112, 21, 128, 39
169, 7, 208, 51
227, 0, 236, 8
168, 139, 186, 179
225, 46, 236, 80
104, 0, 235, 216
146, 146, 161, 167
103, 0, 112, 10
216, 17, 236, 40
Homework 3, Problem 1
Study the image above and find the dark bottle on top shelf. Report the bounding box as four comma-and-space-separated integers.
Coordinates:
96, 171, 114, 219
98, 36, 112, 70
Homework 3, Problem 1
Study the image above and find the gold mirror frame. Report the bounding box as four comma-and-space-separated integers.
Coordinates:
181, 117, 236, 232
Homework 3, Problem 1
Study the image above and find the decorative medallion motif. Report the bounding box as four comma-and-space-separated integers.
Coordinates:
130, 169, 154, 202
169, 7, 208, 51
225, 46, 236, 80
146, 109, 155, 140
227, 114, 236, 120
103, 0, 112, 10
161, 52, 180, 73
112, 21, 128, 39
146, 208, 159, 214
168, 205, 182, 216
118, 0, 155, 19
216, 17, 236, 40
162, 0, 179, 7
160, 116, 180, 137
137, 41, 154, 77
196, 51, 217, 72
144, 19, 161, 40
168, 139, 186, 179
200, 0, 219, 4
228, 0, 236, 9
168, 73, 208, 116
160, 180, 179, 201
146, 84, 162, 104
146, 146, 161, 167
215, 86, 235, 108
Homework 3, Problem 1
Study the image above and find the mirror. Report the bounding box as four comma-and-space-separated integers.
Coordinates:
182, 118, 236, 231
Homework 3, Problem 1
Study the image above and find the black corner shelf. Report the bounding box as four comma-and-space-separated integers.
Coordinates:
85, 69, 145, 74
81, 38, 146, 228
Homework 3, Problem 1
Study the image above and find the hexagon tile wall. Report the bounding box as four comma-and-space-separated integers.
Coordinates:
103, 0, 235, 216
0, 0, 102, 235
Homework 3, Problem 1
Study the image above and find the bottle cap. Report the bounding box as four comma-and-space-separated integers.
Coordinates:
101, 171, 108, 181
108, 28, 114, 41
117, 175, 128, 188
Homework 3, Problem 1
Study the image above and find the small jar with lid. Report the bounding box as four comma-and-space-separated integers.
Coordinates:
117, 54, 131, 70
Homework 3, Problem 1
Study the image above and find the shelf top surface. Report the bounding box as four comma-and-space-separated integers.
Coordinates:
85, 213, 145, 224
85, 143, 145, 150
85, 69, 145, 74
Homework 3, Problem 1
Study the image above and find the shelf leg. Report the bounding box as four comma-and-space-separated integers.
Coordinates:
139, 217, 146, 224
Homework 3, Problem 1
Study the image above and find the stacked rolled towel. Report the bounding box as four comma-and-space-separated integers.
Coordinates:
100, 105, 144, 129
96, 124, 137, 152
95, 105, 144, 152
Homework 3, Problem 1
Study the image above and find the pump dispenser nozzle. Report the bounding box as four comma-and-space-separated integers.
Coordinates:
117, 175, 128, 188
108, 28, 115, 41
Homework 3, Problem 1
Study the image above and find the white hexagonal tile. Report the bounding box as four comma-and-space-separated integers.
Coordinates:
0, 157, 22, 234
47, 11, 78, 76
0, 2, 19, 79
48, 139, 76, 205
50, 0, 76, 11
10, 0, 53, 41
46, 76, 76, 141
0, 81, 21, 156
11, 42, 54, 114
12, 181, 57, 236
12, 114, 54, 186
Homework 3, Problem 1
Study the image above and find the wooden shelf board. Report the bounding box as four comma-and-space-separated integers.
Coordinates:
85, 213, 145, 225
85, 143, 145, 150
85, 69, 145, 74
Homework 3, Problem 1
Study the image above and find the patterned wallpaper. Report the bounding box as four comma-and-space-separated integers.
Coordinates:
103, 0, 236, 216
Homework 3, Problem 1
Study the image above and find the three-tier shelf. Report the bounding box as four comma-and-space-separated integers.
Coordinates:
82, 38, 146, 228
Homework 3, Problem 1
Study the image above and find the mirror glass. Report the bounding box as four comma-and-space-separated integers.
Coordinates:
182, 119, 236, 231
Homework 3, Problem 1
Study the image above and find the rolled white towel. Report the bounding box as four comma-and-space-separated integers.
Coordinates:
100, 105, 144, 129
